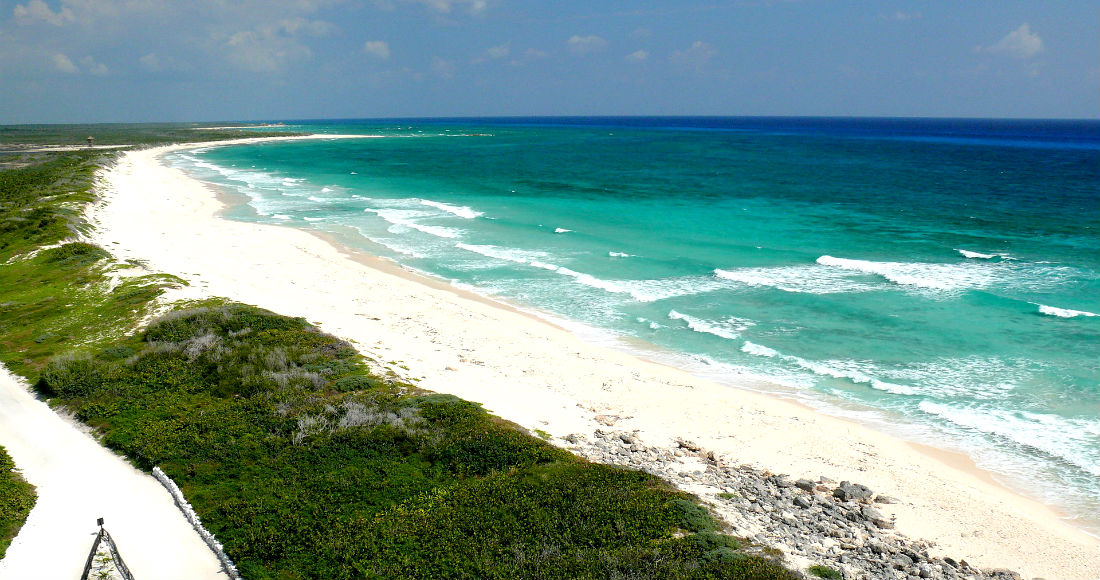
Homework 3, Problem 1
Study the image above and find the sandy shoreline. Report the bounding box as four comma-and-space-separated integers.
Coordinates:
79, 138, 1099, 578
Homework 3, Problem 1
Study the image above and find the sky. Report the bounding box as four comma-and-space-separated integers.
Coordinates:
1, 1, 1097, 123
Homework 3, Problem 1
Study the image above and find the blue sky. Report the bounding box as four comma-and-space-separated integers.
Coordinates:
1, 1, 1097, 123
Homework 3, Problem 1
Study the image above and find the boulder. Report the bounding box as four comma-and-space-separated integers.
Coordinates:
834, 481, 874, 502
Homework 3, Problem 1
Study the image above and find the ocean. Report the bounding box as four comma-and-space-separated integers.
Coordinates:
166, 117, 1100, 532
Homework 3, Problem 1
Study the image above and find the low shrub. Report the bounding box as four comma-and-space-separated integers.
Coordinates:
0, 446, 36, 559
40, 304, 801, 579
809, 564, 843, 578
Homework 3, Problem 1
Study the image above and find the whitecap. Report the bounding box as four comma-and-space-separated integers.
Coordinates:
454, 243, 548, 265
739, 341, 915, 395
616, 277, 726, 302
1033, 303, 1099, 318
956, 249, 998, 260
668, 310, 753, 341
271, 214, 291, 220
919, 401, 1100, 477
636, 317, 661, 330
554, 266, 627, 294
365, 208, 463, 239
554, 228, 572, 234
715, 265, 875, 294
421, 199, 484, 219
816, 255, 997, 291
741, 341, 779, 358
609, 251, 632, 258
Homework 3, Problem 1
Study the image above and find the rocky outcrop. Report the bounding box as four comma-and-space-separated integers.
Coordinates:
561, 430, 1024, 580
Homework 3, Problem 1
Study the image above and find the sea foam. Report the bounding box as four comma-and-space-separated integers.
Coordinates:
454, 243, 549, 265
668, 310, 752, 341
421, 199, 483, 219
1033, 303, 1099, 318
919, 401, 1100, 478
956, 249, 998, 260
714, 265, 875, 294
740, 341, 915, 395
816, 255, 996, 292
365, 208, 463, 239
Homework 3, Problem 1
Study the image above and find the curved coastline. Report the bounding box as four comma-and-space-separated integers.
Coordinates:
89, 136, 1099, 579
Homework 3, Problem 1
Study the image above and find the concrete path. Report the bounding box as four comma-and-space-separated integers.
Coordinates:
0, 365, 226, 580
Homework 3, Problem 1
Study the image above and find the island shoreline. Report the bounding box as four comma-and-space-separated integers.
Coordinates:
87, 136, 1099, 579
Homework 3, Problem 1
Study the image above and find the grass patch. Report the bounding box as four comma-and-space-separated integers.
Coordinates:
40, 304, 802, 579
809, 564, 842, 579
0, 241, 181, 379
0, 148, 186, 381
0, 446, 36, 559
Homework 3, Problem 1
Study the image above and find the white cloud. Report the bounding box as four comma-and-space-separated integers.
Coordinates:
407, 0, 488, 15
363, 40, 391, 60
80, 55, 108, 75
980, 24, 1043, 59
52, 52, 77, 73
567, 34, 606, 55
485, 42, 509, 60
625, 49, 648, 63
139, 52, 160, 71
881, 11, 921, 21
670, 40, 716, 70
13, 0, 75, 26
221, 18, 333, 72
431, 55, 454, 78
523, 48, 548, 60
278, 17, 335, 37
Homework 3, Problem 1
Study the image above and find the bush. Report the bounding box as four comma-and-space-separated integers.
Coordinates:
809, 564, 843, 578
40, 303, 802, 579
0, 447, 36, 559
43, 242, 109, 269
36, 355, 111, 397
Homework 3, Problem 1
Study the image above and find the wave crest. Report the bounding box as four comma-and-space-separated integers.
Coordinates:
816, 255, 996, 291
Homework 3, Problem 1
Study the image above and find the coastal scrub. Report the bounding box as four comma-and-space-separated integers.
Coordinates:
39, 304, 801, 579
0, 445, 36, 559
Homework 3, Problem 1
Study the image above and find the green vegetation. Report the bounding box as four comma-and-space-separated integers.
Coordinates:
38, 304, 800, 579
0, 151, 182, 379
0, 123, 300, 148
1, 129, 804, 579
0, 445, 36, 559
808, 565, 842, 579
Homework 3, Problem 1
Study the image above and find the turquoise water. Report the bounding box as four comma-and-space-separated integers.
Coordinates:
168, 118, 1100, 531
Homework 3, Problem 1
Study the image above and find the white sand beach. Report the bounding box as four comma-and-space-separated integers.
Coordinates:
66, 139, 1100, 578
0, 366, 226, 580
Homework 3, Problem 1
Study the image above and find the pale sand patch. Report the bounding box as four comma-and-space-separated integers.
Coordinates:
83, 140, 1098, 579
0, 367, 225, 580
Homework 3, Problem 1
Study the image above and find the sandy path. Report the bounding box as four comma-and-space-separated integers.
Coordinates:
0, 367, 226, 580
81, 141, 1098, 579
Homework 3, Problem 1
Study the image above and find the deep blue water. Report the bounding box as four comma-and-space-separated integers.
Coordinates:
169, 117, 1100, 531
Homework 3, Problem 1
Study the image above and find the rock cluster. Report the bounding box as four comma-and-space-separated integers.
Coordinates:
562, 429, 1024, 580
